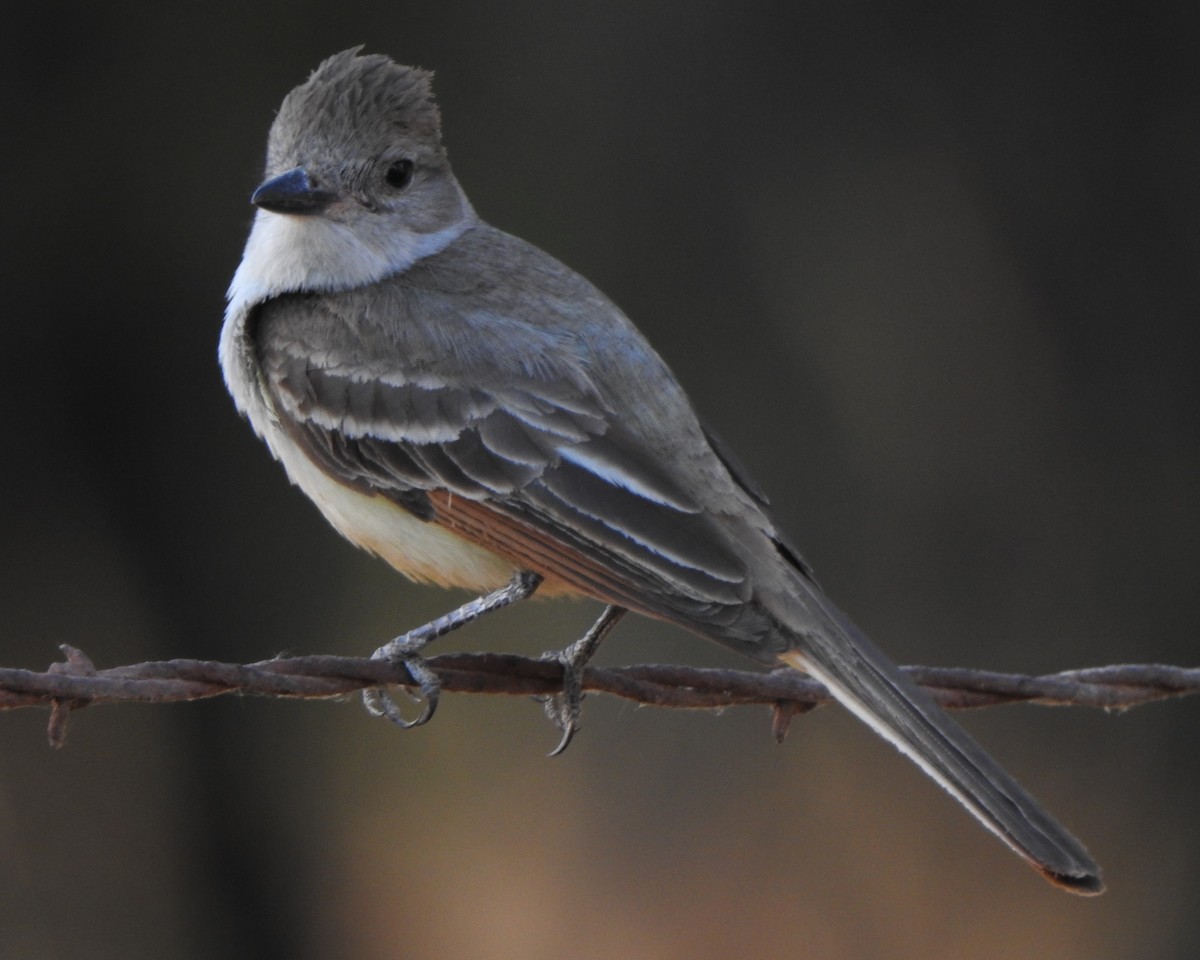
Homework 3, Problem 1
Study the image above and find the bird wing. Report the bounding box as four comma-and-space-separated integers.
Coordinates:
253, 288, 775, 632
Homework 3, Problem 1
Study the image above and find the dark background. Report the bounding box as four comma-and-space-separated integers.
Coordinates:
1, 3, 1197, 958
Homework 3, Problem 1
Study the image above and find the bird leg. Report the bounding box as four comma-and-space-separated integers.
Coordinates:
541, 605, 627, 755
364, 570, 543, 727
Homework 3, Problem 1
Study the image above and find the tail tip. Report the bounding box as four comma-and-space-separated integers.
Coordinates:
1044, 866, 1105, 896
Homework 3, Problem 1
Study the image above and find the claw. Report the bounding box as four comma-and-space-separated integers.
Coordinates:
540, 605, 626, 755
363, 651, 441, 727
547, 720, 577, 757
539, 653, 584, 755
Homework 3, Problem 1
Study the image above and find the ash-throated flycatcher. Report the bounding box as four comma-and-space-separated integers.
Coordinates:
220, 48, 1101, 894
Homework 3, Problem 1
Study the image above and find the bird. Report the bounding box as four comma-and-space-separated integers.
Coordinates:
220, 48, 1102, 894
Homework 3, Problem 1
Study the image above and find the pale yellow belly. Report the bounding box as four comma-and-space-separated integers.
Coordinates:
277, 435, 518, 591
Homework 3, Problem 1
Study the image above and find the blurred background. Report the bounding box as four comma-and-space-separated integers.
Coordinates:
1, 2, 1197, 957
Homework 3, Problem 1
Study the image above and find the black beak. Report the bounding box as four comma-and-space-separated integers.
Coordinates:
251, 168, 336, 215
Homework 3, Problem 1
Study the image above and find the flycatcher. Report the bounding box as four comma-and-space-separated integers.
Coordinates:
220, 48, 1101, 894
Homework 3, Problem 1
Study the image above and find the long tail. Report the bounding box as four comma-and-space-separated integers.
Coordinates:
776, 583, 1102, 894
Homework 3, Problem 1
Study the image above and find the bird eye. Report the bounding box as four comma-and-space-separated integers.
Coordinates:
384, 159, 414, 189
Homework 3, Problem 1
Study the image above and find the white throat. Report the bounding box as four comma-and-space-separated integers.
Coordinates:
227, 206, 473, 315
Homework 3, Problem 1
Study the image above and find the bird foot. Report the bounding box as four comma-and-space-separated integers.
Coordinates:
363, 635, 443, 728
539, 605, 626, 756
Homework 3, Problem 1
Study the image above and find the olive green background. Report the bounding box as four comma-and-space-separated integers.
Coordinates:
1, 3, 1197, 958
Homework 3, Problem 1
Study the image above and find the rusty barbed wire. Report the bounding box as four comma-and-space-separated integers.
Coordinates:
1, 645, 1196, 748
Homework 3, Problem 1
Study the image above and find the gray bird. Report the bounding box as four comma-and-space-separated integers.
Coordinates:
221, 48, 1102, 894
